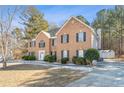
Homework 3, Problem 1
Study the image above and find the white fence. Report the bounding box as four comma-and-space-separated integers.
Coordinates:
99, 50, 115, 58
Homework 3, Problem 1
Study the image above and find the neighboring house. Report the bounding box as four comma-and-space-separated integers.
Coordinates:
27, 17, 100, 61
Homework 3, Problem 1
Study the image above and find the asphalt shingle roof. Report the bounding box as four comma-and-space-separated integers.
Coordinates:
47, 28, 60, 37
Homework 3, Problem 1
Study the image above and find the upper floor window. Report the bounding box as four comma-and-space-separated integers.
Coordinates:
39, 40, 45, 48
61, 34, 69, 43
76, 32, 86, 42
51, 39, 56, 46
29, 41, 36, 47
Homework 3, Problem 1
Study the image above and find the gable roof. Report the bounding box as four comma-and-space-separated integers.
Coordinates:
35, 31, 51, 40
55, 16, 96, 35
34, 16, 98, 41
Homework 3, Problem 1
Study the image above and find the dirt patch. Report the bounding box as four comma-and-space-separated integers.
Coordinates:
0, 63, 87, 87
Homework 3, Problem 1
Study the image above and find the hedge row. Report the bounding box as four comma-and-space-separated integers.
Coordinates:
22, 48, 100, 65
22, 55, 36, 60
44, 55, 56, 62
61, 48, 100, 65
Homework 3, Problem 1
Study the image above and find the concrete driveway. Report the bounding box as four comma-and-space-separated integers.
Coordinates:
67, 62, 124, 87
4, 60, 124, 87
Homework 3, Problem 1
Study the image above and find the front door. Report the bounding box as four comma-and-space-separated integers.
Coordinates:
39, 50, 45, 60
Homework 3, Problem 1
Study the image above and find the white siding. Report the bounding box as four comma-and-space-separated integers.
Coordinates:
99, 50, 115, 58
92, 34, 98, 49
91, 29, 101, 49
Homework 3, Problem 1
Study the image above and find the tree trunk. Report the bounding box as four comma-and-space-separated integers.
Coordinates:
120, 21, 123, 56
108, 23, 111, 50
2, 60, 7, 69
102, 31, 105, 49
118, 38, 121, 57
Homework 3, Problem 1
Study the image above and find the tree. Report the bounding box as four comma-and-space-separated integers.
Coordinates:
20, 6, 48, 39
112, 6, 124, 56
76, 15, 90, 25
12, 27, 27, 49
106, 9, 115, 49
12, 28, 23, 41
84, 48, 100, 63
48, 22, 59, 30
92, 6, 124, 57
92, 9, 108, 49
0, 6, 19, 68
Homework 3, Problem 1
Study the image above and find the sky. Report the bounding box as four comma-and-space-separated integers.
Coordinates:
9, 5, 115, 28
35, 5, 115, 26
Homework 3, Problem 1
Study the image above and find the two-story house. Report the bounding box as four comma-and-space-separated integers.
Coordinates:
27, 17, 100, 61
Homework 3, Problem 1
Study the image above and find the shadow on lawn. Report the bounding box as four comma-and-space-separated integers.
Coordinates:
18, 69, 86, 87
0, 64, 50, 70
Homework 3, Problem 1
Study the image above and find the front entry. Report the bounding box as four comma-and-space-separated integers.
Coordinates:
39, 50, 45, 60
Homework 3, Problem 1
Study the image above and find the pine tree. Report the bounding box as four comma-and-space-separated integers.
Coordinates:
20, 6, 48, 39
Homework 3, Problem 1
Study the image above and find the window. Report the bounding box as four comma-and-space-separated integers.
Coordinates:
61, 34, 69, 43
51, 39, 56, 46
51, 51, 56, 56
29, 41, 36, 47
63, 50, 67, 58
76, 32, 86, 42
76, 50, 84, 57
61, 50, 69, 58
29, 42, 31, 47
29, 52, 35, 56
39, 40, 45, 48
79, 32, 84, 42
32, 41, 36, 47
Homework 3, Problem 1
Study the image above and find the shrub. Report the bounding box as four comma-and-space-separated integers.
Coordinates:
84, 48, 100, 63
75, 57, 86, 65
24, 56, 29, 60
44, 55, 56, 62
28, 55, 36, 60
52, 55, 56, 61
44, 55, 51, 61
61, 58, 69, 64
22, 55, 36, 60
72, 56, 88, 65
72, 56, 78, 64
22, 55, 28, 60
22, 55, 26, 59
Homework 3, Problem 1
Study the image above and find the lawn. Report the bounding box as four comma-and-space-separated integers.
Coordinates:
0, 63, 87, 87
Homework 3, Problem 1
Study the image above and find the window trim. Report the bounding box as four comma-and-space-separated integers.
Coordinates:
51, 39, 56, 46
61, 50, 69, 58
76, 32, 86, 42
61, 34, 69, 43
39, 40, 45, 48
63, 50, 68, 58
78, 32, 84, 42
29, 41, 36, 47
29, 52, 35, 56
76, 50, 84, 57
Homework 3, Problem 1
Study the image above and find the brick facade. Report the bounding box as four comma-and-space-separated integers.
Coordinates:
27, 17, 97, 61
